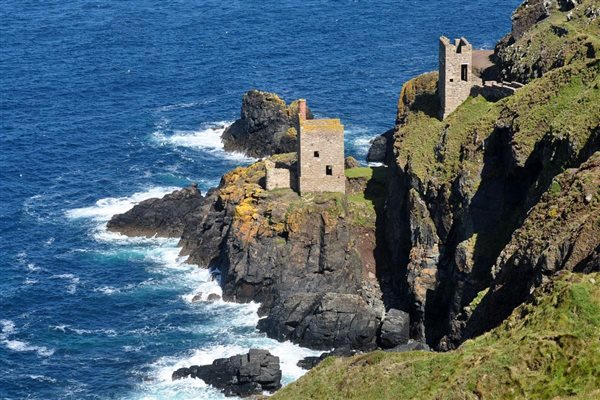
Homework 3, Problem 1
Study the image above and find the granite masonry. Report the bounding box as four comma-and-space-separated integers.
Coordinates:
265, 99, 346, 195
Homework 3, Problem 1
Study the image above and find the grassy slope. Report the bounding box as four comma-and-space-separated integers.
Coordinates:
395, 59, 599, 193
273, 272, 600, 400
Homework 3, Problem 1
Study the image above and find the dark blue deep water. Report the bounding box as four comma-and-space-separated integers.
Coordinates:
1, 1, 520, 398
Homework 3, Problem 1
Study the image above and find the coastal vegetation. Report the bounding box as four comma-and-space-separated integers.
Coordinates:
273, 272, 600, 400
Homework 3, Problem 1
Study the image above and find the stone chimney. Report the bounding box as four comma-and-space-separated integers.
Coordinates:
298, 99, 307, 121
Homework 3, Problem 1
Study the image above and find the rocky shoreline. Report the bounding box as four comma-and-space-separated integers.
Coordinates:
107, 0, 599, 396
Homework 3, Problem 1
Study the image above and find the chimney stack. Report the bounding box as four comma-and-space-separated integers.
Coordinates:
298, 99, 307, 121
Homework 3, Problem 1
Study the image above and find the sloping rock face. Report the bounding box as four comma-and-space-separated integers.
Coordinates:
172, 349, 282, 397
106, 184, 204, 238
495, 0, 599, 82
384, 57, 599, 350
463, 152, 600, 340
221, 90, 312, 158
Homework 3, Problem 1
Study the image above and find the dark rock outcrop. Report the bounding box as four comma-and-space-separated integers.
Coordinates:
172, 349, 282, 397
296, 347, 359, 370
258, 293, 381, 351
109, 157, 386, 352
107, 184, 204, 238
221, 90, 312, 158
366, 129, 394, 164
378, 308, 410, 348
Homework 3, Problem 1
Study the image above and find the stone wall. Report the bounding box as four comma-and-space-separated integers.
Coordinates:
439, 36, 476, 119
298, 119, 345, 194
265, 159, 292, 190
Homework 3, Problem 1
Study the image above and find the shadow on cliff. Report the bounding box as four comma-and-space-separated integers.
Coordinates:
361, 167, 405, 311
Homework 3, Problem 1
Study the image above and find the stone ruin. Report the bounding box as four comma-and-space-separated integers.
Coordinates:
265, 99, 346, 195
439, 36, 524, 119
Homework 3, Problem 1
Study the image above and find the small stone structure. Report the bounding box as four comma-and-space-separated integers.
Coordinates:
264, 159, 293, 190
264, 99, 346, 195
439, 36, 477, 120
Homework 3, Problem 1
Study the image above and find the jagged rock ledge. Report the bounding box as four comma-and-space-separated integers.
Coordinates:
172, 349, 282, 397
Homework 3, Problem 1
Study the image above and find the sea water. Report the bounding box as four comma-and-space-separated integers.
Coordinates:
0, 1, 520, 398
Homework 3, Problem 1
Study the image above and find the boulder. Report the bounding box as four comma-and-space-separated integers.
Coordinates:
172, 349, 282, 397
297, 347, 358, 370
344, 156, 360, 169
107, 184, 203, 238
258, 293, 382, 351
385, 339, 431, 353
379, 308, 410, 348
207, 293, 221, 302
191, 293, 203, 303
366, 129, 394, 163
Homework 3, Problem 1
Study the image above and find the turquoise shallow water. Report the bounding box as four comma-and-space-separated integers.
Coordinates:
0, 1, 520, 398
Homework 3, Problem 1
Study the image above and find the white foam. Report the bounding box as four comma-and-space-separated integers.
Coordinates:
152, 122, 256, 163
26, 262, 40, 272
94, 286, 120, 295
1, 320, 16, 336
2, 339, 55, 357
65, 186, 180, 222
50, 273, 81, 294
353, 137, 373, 154
29, 375, 57, 383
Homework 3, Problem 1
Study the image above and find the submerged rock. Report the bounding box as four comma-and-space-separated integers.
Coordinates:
172, 349, 282, 397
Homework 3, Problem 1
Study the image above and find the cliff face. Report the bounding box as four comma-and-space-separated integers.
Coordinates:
384, 39, 599, 348
495, 0, 599, 82
221, 90, 312, 158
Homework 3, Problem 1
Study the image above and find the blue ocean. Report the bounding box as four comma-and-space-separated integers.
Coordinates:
0, 1, 520, 398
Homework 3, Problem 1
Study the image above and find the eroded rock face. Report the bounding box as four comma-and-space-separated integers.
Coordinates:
221, 90, 312, 158
172, 349, 282, 397
379, 308, 410, 348
384, 56, 599, 350
463, 152, 600, 340
106, 184, 204, 238
258, 293, 382, 351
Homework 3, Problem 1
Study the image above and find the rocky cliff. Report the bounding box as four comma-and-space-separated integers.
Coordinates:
495, 0, 599, 82
221, 90, 313, 158
381, 0, 599, 349
108, 153, 395, 351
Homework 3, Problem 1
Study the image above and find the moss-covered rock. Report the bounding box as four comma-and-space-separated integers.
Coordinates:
496, 0, 600, 82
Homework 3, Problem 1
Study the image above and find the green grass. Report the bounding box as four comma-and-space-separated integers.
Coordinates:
273, 272, 600, 400
345, 167, 373, 179
394, 59, 599, 193
346, 167, 387, 228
